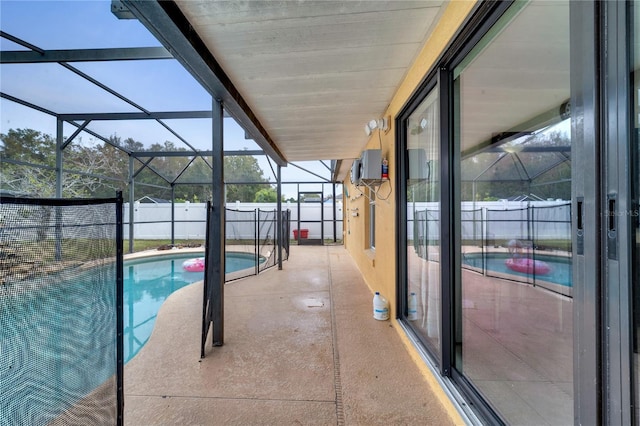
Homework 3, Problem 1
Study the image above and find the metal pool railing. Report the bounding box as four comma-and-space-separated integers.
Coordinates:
201, 204, 291, 356
225, 207, 291, 281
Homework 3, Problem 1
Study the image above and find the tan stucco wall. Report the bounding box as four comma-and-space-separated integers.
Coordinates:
345, 0, 475, 311
343, 1, 476, 423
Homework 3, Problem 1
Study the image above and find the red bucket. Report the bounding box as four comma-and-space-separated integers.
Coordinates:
293, 229, 309, 239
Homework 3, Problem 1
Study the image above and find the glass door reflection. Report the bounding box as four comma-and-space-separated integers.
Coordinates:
406, 89, 442, 360
453, 2, 573, 423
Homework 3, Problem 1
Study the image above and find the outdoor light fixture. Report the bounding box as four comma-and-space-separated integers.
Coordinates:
364, 117, 390, 136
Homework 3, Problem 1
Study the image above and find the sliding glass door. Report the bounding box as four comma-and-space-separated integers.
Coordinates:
404, 89, 441, 360
601, 1, 639, 423
452, 2, 574, 424
396, 0, 640, 422
625, 0, 639, 423
633, 3, 640, 421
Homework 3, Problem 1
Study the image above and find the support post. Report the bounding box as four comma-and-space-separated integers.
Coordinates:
333, 183, 337, 242
277, 165, 283, 270
56, 119, 64, 198
208, 98, 225, 346
115, 191, 124, 426
255, 210, 260, 275
128, 156, 135, 254
171, 184, 175, 246
54, 119, 64, 261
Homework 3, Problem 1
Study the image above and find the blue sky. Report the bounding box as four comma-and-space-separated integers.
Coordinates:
0, 0, 335, 192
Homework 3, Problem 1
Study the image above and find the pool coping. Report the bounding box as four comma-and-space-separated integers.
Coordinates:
123, 247, 271, 282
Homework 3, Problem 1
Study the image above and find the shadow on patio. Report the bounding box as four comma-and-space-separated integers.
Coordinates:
124, 246, 456, 425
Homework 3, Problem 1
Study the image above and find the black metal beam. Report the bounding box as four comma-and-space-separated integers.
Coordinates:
224, 150, 264, 156
289, 162, 331, 182
0, 31, 44, 53
129, 149, 264, 158
65, 120, 132, 154
62, 120, 90, 150
58, 111, 214, 121
266, 156, 277, 181
277, 165, 283, 270
477, 145, 572, 153
121, 0, 287, 167
209, 98, 225, 346
331, 159, 342, 182
0, 92, 57, 117
131, 150, 211, 158
0, 46, 173, 64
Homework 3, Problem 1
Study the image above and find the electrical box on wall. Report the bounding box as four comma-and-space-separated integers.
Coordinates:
360, 149, 382, 181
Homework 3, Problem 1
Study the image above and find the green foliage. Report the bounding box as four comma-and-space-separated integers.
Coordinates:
224, 154, 271, 202
0, 129, 271, 203
253, 187, 278, 202
1, 129, 57, 197
1, 128, 56, 164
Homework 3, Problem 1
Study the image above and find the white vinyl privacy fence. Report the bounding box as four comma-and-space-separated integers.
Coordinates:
123, 201, 343, 240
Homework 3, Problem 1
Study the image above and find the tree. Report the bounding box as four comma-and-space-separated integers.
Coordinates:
1, 129, 270, 203
1, 129, 57, 196
253, 187, 278, 202
224, 154, 270, 202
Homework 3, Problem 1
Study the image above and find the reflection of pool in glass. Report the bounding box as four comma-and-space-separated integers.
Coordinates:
125, 251, 262, 362
462, 252, 572, 287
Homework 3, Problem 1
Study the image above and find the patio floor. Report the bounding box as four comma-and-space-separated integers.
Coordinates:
124, 245, 457, 425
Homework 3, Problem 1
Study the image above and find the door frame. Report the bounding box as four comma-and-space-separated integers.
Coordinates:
601, 0, 635, 423
296, 190, 324, 245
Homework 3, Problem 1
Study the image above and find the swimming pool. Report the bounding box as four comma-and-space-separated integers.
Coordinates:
1, 251, 262, 424
124, 251, 261, 362
462, 252, 573, 288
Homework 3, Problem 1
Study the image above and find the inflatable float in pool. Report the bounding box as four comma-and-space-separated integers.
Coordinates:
505, 257, 551, 275
182, 257, 205, 272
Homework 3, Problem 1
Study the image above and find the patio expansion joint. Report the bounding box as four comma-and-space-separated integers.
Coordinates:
327, 246, 346, 426
125, 394, 336, 404
225, 289, 329, 298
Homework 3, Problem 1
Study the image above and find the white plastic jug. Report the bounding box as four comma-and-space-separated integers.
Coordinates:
408, 292, 418, 320
373, 292, 389, 320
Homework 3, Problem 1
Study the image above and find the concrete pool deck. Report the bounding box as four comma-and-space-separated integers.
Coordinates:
123, 245, 457, 425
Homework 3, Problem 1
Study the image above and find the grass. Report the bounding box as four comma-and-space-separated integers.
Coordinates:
124, 239, 204, 253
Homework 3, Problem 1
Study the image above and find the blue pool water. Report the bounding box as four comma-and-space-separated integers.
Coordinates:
124, 252, 260, 362
462, 252, 573, 287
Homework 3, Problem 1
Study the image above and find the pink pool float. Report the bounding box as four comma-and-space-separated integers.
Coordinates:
182, 257, 205, 272
505, 257, 551, 275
